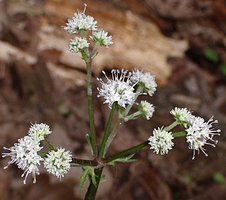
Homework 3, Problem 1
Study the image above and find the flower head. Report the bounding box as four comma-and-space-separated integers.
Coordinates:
170, 107, 193, 128
139, 101, 155, 120
186, 116, 221, 159
69, 37, 89, 53
2, 136, 43, 184
64, 4, 97, 34
97, 69, 137, 108
28, 123, 51, 142
44, 147, 72, 179
90, 30, 113, 47
148, 127, 174, 155
131, 69, 157, 96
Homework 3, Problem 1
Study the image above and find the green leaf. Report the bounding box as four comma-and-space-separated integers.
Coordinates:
80, 168, 89, 191
219, 63, 226, 75
203, 48, 219, 63
107, 154, 136, 166
213, 172, 226, 184
91, 169, 97, 187
80, 167, 98, 189
86, 134, 93, 155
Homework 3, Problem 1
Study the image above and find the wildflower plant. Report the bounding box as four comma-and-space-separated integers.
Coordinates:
2, 4, 221, 200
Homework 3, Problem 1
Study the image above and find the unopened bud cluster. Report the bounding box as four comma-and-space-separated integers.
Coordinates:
2, 123, 72, 184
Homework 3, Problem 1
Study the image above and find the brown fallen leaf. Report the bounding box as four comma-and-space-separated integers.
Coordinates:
41, 0, 188, 85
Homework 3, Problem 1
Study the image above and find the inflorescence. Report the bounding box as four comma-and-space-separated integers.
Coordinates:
97, 69, 220, 159
150, 107, 221, 159
64, 4, 113, 54
2, 123, 72, 184
1, 4, 221, 186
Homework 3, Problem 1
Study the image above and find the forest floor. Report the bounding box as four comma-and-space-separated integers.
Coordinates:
0, 0, 226, 200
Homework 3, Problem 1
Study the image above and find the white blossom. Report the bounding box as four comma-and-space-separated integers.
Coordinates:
44, 147, 72, 179
69, 37, 89, 53
186, 116, 221, 159
90, 30, 113, 47
131, 69, 157, 96
170, 107, 193, 128
148, 127, 174, 155
97, 69, 137, 108
2, 136, 43, 184
139, 101, 155, 120
28, 123, 51, 142
64, 4, 97, 34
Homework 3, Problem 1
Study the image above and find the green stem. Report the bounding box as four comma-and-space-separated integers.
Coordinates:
103, 118, 123, 157
90, 43, 99, 58
124, 86, 142, 116
98, 103, 117, 159
85, 58, 98, 157
105, 141, 149, 163
173, 131, 186, 138
42, 140, 56, 151
71, 158, 98, 167
85, 168, 103, 200
164, 121, 179, 132
124, 111, 142, 122
38, 151, 47, 158
103, 86, 143, 157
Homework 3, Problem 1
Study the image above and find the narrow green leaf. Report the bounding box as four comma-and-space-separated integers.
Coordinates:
86, 134, 93, 155
107, 154, 136, 166
91, 169, 97, 187
80, 168, 89, 191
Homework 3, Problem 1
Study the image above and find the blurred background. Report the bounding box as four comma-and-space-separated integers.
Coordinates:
0, 0, 226, 199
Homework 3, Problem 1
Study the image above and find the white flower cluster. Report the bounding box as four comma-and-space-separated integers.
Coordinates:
69, 37, 89, 53
97, 69, 157, 110
148, 127, 174, 155
149, 108, 221, 159
90, 30, 113, 47
64, 5, 97, 34
131, 69, 157, 96
28, 123, 51, 142
170, 107, 193, 128
97, 70, 136, 108
139, 101, 155, 120
2, 136, 43, 184
186, 116, 221, 159
2, 123, 72, 184
65, 4, 113, 53
170, 107, 220, 158
44, 147, 72, 179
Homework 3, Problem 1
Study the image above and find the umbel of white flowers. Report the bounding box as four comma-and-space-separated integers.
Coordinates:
97, 69, 220, 159
97, 69, 157, 109
2, 123, 72, 184
148, 108, 221, 159
64, 4, 113, 52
